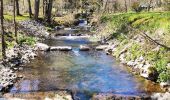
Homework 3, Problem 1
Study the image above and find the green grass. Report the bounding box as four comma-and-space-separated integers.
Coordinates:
4, 14, 30, 21
18, 33, 37, 46
100, 12, 170, 82
101, 12, 170, 35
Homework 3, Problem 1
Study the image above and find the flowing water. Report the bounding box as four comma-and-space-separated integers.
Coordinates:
4, 31, 162, 100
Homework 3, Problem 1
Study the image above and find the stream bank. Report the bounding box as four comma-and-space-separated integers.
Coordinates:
0, 19, 51, 94
91, 12, 170, 99
0, 45, 36, 93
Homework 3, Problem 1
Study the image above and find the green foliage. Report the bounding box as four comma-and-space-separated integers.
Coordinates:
146, 48, 170, 82
6, 41, 16, 48
155, 59, 168, 73
113, 39, 128, 58
100, 15, 112, 23
158, 71, 170, 82
18, 34, 37, 46
127, 43, 144, 61
146, 51, 158, 62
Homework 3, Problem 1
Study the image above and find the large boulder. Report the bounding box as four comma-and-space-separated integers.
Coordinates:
35, 43, 50, 51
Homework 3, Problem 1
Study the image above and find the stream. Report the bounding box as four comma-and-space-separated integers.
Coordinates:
3, 30, 162, 100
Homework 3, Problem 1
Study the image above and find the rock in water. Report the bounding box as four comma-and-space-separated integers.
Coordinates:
35, 43, 50, 51
79, 45, 90, 51
50, 46, 72, 51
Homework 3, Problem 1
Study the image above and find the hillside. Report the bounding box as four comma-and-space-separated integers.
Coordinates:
97, 12, 170, 83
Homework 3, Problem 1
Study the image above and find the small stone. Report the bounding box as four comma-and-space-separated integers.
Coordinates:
127, 61, 135, 66
18, 75, 23, 79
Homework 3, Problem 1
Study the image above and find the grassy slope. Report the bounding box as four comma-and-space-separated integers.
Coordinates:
100, 12, 170, 82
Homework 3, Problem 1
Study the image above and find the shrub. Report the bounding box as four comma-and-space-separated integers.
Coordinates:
158, 71, 170, 82
155, 59, 168, 73
18, 34, 36, 46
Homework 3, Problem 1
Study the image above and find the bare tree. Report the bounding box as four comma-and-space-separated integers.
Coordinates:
16, 0, 20, 15
43, 0, 45, 16
44, 0, 53, 24
34, 0, 40, 20
27, 0, 32, 18
14, 0, 18, 43
0, 0, 6, 59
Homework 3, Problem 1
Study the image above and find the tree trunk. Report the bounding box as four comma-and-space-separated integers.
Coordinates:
124, 0, 128, 12
47, 0, 53, 23
27, 0, 32, 18
44, 0, 53, 24
14, 0, 18, 43
34, 0, 40, 20
43, 0, 45, 16
0, 0, 6, 59
16, 0, 20, 15
44, 0, 48, 17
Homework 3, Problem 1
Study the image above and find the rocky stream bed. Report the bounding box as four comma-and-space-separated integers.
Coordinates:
0, 20, 170, 100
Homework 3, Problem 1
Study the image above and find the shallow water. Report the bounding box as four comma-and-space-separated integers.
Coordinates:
8, 36, 162, 100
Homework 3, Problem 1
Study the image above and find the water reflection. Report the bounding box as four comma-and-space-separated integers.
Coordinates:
10, 38, 162, 99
